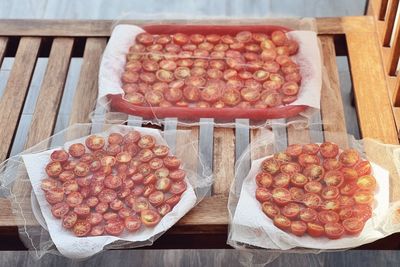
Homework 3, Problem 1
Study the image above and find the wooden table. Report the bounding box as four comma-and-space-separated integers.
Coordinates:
0, 17, 399, 249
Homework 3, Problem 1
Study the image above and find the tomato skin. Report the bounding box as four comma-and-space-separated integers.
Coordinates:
340, 182, 358, 196
318, 210, 340, 224
262, 202, 280, 219
321, 186, 339, 200
289, 187, 305, 202
51, 202, 70, 218
272, 188, 291, 206
45, 187, 65, 204
73, 220, 92, 237
282, 202, 301, 219
62, 211, 78, 229
339, 149, 360, 167
291, 220, 307, 236
256, 172, 273, 188
355, 161, 372, 177
41, 178, 58, 191
273, 173, 290, 188
306, 222, 324, 237
158, 203, 172, 217
298, 154, 320, 167
261, 158, 280, 175
286, 144, 303, 157
356, 175, 376, 191
302, 144, 320, 155
51, 150, 69, 163
320, 142, 339, 158
280, 162, 301, 176
299, 208, 318, 223
290, 173, 308, 188
302, 193, 322, 209
69, 143, 86, 158
165, 194, 181, 207
46, 161, 63, 177
105, 219, 125, 236
304, 181, 323, 194
324, 170, 344, 187
125, 216, 142, 232
323, 158, 342, 171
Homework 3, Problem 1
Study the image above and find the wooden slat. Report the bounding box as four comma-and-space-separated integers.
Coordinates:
69, 38, 107, 125
0, 37, 7, 67
317, 17, 377, 34
212, 128, 235, 195
0, 37, 41, 162
346, 30, 399, 144
382, 0, 399, 46
25, 38, 74, 148
319, 36, 348, 148
387, 20, 400, 75
380, 0, 390, 19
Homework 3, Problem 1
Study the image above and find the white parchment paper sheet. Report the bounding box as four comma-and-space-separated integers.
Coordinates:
231, 156, 389, 250
22, 125, 197, 259
98, 25, 321, 112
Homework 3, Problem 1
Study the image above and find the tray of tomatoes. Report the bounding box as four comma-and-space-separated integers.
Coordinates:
22, 126, 197, 258
100, 24, 322, 121
230, 142, 390, 250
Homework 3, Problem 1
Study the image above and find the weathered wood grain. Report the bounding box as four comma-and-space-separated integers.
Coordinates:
0, 37, 7, 67
382, 0, 399, 46
319, 35, 349, 148
0, 37, 41, 162
69, 38, 107, 125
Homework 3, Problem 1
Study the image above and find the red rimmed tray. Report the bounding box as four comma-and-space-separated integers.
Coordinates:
109, 24, 308, 121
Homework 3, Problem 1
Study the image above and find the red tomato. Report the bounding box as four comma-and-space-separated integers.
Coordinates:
123, 131, 141, 144
261, 158, 280, 175
341, 167, 359, 181
62, 160, 78, 171
158, 203, 172, 217
321, 186, 339, 200
323, 158, 342, 171
138, 163, 152, 176
136, 32, 154, 45
282, 203, 301, 219
124, 92, 145, 105
164, 88, 183, 103
105, 219, 124, 236
98, 189, 117, 203
318, 210, 339, 224
74, 204, 91, 218
68, 143, 86, 158
125, 216, 142, 232
86, 196, 99, 208
104, 175, 122, 189
45, 188, 64, 205
163, 156, 181, 169
298, 154, 320, 167
103, 212, 118, 221
343, 218, 365, 235
262, 201, 280, 219
201, 82, 223, 102
280, 162, 301, 176
271, 31, 288, 46
85, 135, 105, 151
51, 202, 69, 218
183, 86, 201, 102
303, 164, 324, 182
320, 199, 341, 211
307, 222, 324, 237
74, 162, 89, 177
95, 202, 109, 214
131, 173, 144, 184
50, 150, 69, 162
273, 152, 292, 163
240, 87, 260, 103
290, 173, 308, 188
324, 171, 344, 187
353, 190, 374, 205
320, 142, 339, 158
62, 211, 78, 229
46, 161, 63, 177
339, 149, 360, 167
106, 143, 121, 156
73, 220, 91, 237
256, 172, 273, 188
101, 155, 116, 167
273, 173, 290, 188
143, 173, 157, 185
89, 160, 101, 172
221, 35, 235, 44
63, 180, 79, 194
152, 145, 169, 158
273, 214, 291, 231
291, 220, 307, 236
149, 191, 165, 206
221, 88, 241, 106
289, 187, 305, 202
142, 184, 155, 198
149, 158, 164, 170
355, 161, 372, 177
90, 181, 104, 196
165, 194, 181, 207
324, 222, 344, 239
131, 197, 149, 213
141, 209, 161, 227
110, 199, 124, 211
255, 188, 272, 203
272, 188, 291, 206
282, 82, 299, 96
116, 151, 132, 164
339, 207, 355, 221
353, 204, 372, 222
286, 144, 303, 157
302, 193, 322, 209
66, 191, 83, 207
304, 181, 323, 194
302, 144, 319, 155
356, 175, 376, 191
155, 177, 172, 192
170, 181, 187, 195
138, 135, 155, 149
91, 225, 105, 236
41, 178, 58, 191
338, 195, 355, 207
299, 208, 318, 222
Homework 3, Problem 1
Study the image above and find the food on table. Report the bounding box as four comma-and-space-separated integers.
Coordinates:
41, 131, 187, 237
121, 30, 301, 109
255, 142, 376, 239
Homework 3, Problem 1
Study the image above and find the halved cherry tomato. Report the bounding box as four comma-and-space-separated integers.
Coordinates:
286, 144, 303, 157
95, 202, 109, 214
136, 32, 154, 45
240, 87, 260, 103
131, 197, 149, 213
105, 219, 124, 236
51, 150, 69, 162
298, 154, 320, 167
138, 135, 155, 149
98, 189, 117, 203
323, 158, 342, 171
66, 191, 83, 207
51, 202, 69, 218
340, 182, 358, 196
302, 144, 320, 155
158, 203, 172, 217
320, 199, 341, 211
101, 155, 116, 167
123, 131, 141, 144
324, 222, 344, 239
46, 161, 63, 177
282, 82, 299, 96
356, 175, 376, 191
138, 163, 152, 176
343, 218, 364, 235
303, 193, 322, 209
272, 188, 291, 206
255, 188, 272, 203
62, 211, 78, 229
41, 178, 58, 191
262, 201, 280, 219
280, 162, 301, 175
73, 220, 91, 237
74, 162, 89, 177
321, 186, 339, 200
304, 181, 323, 194
273, 173, 290, 188
149, 191, 165, 206
163, 156, 181, 169
324, 171, 344, 187
354, 190, 374, 205
339, 149, 360, 167
74, 203, 91, 218
170, 181, 187, 195
201, 81, 223, 102
142, 184, 155, 198
291, 220, 307, 236
341, 167, 359, 181
300, 208, 318, 222
222, 88, 241, 106
290, 173, 308, 188
169, 169, 186, 181
320, 142, 339, 158
143, 173, 157, 185
355, 161, 372, 177
338, 195, 355, 207
141, 209, 161, 227
85, 135, 105, 151
153, 145, 169, 158
289, 187, 305, 202
318, 210, 339, 224
149, 158, 164, 170
155, 177, 172, 192
183, 86, 200, 102
164, 88, 183, 102
273, 152, 292, 163
303, 164, 324, 182
282, 202, 301, 219
106, 144, 121, 156
353, 204, 372, 222
256, 172, 273, 188
124, 92, 145, 105
125, 216, 142, 232
273, 214, 291, 231
271, 31, 288, 46
45, 187, 64, 204
261, 158, 280, 175
307, 222, 324, 237
165, 194, 181, 207
86, 196, 99, 208
104, 175, 122, 189
63, 180, 79, 194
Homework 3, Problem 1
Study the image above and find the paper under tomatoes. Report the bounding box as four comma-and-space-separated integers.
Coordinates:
41, 130, 187, 237
255, 142, 376, 239
120, 30, 302, 111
